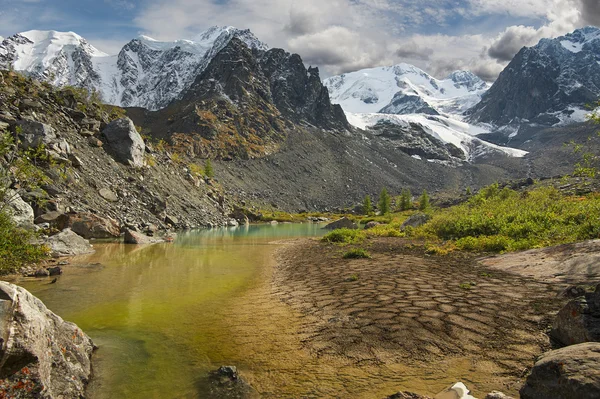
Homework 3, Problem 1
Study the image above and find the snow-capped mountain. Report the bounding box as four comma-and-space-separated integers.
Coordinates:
323, 64, 489, 116
348, 112, 526, 161
323, 63, 527, 160
468, 26, 600, 127
0, 27, 268, 110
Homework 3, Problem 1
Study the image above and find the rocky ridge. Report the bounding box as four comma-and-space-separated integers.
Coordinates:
468, 26, 600, 129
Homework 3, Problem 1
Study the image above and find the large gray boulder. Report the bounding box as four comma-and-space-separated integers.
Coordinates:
551, 284, 600, 346
324, 217, 357, 230
43, 228, 95, 257
400, 213, 431, 231
102, 118, 145, 167
520, 343, 600, 399
5, 189, 34, 228
0, 281, 94, 398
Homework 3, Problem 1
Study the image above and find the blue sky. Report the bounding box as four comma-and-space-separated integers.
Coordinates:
0, 0, 598, 80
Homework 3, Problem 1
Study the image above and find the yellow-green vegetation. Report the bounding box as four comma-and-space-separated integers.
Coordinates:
416, 183, 600, 253
204, 159, 214, 178
188, 163, 204, 177
322, 228, 367, 244
342, 248, 371, 259
0, 133, 50, 272
0, 212, 48, 273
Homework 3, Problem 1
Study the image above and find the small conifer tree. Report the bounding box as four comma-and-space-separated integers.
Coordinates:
378, 187, 391, 215
399, 188, 412, 211
363, 195, 373, 215
418, 189, 430, 211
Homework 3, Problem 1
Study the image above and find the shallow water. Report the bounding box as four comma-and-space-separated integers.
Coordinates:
19, 223, 326, 399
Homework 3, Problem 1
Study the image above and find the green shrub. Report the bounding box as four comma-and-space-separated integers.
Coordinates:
0, 211, 48, 273
322, 228, 366, 244
362, 195, 373, 215
342, 248, 371, 259
417, 184, 600, 253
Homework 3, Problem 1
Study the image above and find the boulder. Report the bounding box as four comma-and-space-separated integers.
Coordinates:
364, 221, 381, 229
124, 228, 164, 245
34, 211, 64, 225
0, 281, 94, 398
520, 343, 600, 399
551, 285, 600, 346
43, 228, 95, 257
165, 214, 179, 226
5, 189, 34, 228
102, 118, 145, 167
401, 213, 431, 230
55, 212, 120, 239
324, 217, 358, 230
434, 382, 477, 399
99, 188, 118, 202
14, 120, 57, 149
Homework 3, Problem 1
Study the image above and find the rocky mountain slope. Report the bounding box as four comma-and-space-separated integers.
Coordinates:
0, 70, 234, 230
468, 26, 600, 129
0, 27, 268, 111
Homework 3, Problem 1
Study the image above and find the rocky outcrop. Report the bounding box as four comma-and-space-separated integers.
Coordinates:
324, 217, 357, 230
468, 26, 600, 127
551, 284, 600, 346
55, 212, 120, 239
520, 342, 600, 399
123, 228, 164, 245
102, 118, 145, 167
259, 49, 349, 131
369, 121, 466, 162
42, 228, 95, 257
0, 281, 94, 398
5, 189, 34, 228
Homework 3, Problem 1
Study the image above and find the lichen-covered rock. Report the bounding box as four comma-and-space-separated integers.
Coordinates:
520, 343, 600, 399
0, 281, 94, 398
102, 117, 145, 167
43, 228, 95, 257
551, 284, 600, 346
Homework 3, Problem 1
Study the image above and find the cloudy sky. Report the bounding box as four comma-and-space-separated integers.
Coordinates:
0, 0, 599, 80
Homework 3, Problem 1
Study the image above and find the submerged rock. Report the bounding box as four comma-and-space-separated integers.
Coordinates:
0, 281, 94, 398
520, 343, 600, 399
207, 365, 259, 398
